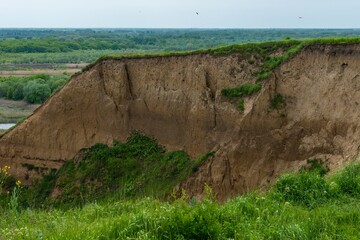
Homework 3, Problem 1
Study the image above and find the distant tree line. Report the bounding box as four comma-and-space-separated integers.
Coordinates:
1, 29, 360, 54
0, 74, 68, 103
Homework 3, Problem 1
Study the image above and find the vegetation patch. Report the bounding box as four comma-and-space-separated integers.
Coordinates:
332, 162, 360, 197
272, 162, 359, 208
256, 43, 305, 81
0, 159, 359, 239
221, 83, 262, 99
16, 132, 214, 208
236, 99, 245, 111
303, 158, 330, 176
0, 74, 69, 104
21, 163, 49, 175
270, 93, 286, 109
221, 83, 260, 112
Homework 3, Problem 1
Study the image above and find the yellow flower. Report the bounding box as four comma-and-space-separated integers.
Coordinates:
16, 180, 21, 187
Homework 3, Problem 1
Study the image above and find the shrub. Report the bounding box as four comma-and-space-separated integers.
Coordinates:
28, 132, 214, 207
270, 93, 285, 109
221, 83, 262, 99
273, 171, 331, 208
304, 159, 330, 177
23, 81, 51, 104
333, 163, 360, 197
12, 84, 24, 100
0, 74, 68, 103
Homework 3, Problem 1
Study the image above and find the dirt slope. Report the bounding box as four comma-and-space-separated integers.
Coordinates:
1, 44, 359, 199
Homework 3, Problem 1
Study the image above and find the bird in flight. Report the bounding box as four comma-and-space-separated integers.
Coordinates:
196, 12, 199, 15
299, 16, 302, 19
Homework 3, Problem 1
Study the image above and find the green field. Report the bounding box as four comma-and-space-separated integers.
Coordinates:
1, 153, 359, 239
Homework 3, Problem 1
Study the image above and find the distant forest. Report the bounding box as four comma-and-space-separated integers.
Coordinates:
1, 28, 360, 54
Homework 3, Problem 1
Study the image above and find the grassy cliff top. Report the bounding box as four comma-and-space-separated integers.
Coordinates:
79, 37, 360, 73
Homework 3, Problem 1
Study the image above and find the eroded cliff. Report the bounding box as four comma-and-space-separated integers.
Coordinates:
1, 44, 359, 199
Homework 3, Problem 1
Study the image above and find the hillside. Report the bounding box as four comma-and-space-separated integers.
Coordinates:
0, 39, 360, 200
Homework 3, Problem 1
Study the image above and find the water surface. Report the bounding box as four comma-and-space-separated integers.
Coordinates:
0, 123, 15, 130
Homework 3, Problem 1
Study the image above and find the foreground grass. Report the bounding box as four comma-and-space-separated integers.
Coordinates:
0, 195, 358, 240
0, 162, 359, 239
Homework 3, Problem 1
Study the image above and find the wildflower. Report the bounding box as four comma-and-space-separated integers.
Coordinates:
16, 180, 21, 187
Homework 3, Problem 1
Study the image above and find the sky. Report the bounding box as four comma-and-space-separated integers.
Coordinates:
1, 0, 360, 28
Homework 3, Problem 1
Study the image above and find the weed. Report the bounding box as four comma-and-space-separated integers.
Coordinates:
0, 165, 10, 191
270, 93, 285, 109
332, 162, 360, 197
305, 158, 330, 176
273, 171, 331, 208
256, 71, 272, 81
9, 180, 21, 214
221, 83, 261, 99
192, 151, 215, 172
237, 99, 245, 111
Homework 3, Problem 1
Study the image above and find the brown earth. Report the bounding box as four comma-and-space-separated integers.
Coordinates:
0, 44, 359, 200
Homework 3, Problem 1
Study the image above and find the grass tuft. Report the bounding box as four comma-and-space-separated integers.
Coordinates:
221, 83, 262, 99
237, 99, 245, 111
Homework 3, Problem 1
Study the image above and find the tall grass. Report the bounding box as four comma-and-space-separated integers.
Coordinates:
0, 161, 359, 239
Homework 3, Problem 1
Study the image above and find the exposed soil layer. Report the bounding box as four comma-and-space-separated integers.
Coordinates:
1, 44, 359, 200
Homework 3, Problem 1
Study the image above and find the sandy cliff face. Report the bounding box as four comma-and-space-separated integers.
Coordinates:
1, 45, 360, 199
181, 44, 360, 199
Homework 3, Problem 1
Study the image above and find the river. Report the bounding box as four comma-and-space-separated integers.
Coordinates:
0, 123, 15, 130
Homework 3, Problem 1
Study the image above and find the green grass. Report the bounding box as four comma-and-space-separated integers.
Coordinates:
0, 162, 359, 239
237, 99, 245, 111
16, 132, 214, 208
79, 37, 360, 75
221, 83, 259, 112
221, 83, 262, 99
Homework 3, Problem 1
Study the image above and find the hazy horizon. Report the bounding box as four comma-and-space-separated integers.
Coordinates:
1, 0, 360, 28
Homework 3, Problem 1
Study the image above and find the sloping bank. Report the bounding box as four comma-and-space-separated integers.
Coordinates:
0, 39, 360, 200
